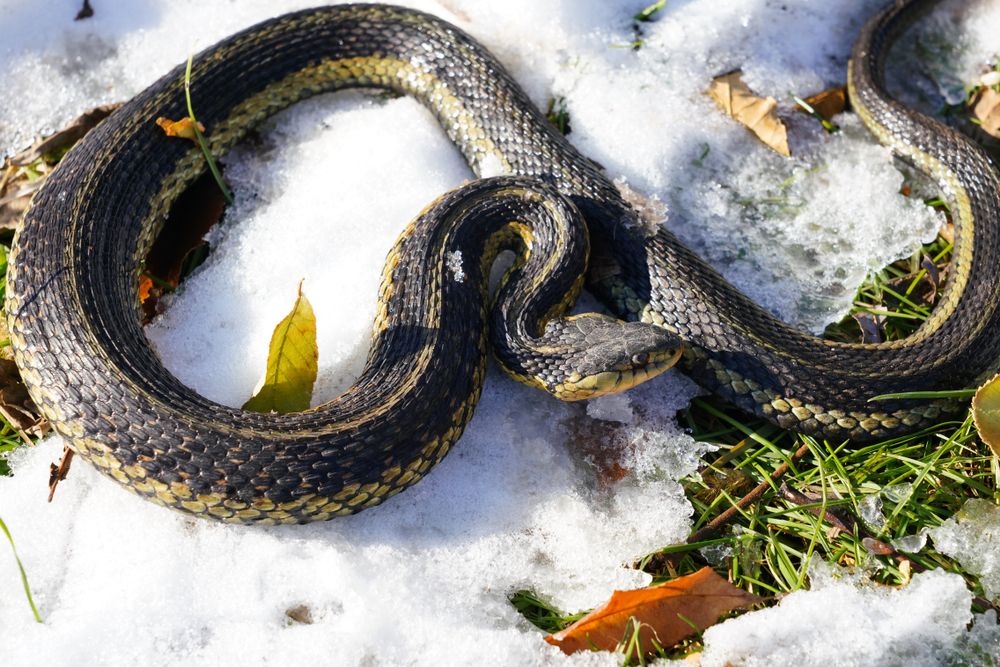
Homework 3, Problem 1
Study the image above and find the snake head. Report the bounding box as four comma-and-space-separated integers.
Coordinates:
527, 314, 683, 401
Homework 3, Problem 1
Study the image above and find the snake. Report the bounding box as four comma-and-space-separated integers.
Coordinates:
5, 0, 1000, 524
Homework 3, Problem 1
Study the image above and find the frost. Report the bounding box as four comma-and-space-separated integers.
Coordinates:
858, 493, 887, 532
585, 393, 634, 425
446, 250, 465, 283
701, 565, 1000, 666
882, 482, 914, 504
929, 499, 1000, 601
892, 531, 928, 554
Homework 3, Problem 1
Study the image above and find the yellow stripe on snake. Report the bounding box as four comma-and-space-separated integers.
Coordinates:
6, 0, 999, 523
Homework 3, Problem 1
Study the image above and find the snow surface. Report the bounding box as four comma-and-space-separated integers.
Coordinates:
1, 0, 999, 665
930, 499, 1000, 602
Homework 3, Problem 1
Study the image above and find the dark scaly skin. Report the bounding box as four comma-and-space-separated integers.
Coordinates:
5, 1, 999, 523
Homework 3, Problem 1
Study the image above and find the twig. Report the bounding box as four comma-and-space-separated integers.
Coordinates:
47, 446, 74, 502
637, 441, 812, 571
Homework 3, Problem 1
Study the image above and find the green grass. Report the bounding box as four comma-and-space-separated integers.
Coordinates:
509, 185, 1000, 662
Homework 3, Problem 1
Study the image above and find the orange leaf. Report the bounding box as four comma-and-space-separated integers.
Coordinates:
156, 116, 206, 142
545, 567, 761, 656
799, 86, 847, 120
707, 71, 790, 156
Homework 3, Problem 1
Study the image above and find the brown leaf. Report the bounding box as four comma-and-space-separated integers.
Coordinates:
708, 71, 790, 156
139, 172, 225, 322
285, 604, 314, 625
48, 447, 75, 502
545, 567, 761, 656
0, 358, 48, 442
971, 85, 1000, 138
862, 537, 896, 556
156, 116, 206, 143
11, 103, 120, 166
75, 0, 94, 20
799, 86, 847, 120
0, 186, 33, 233
852, 312, 883, 344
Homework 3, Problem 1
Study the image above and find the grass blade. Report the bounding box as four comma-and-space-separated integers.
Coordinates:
0, 514, 41, 623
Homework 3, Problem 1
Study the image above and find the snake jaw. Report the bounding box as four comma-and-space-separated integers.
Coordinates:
550, 345, 682, 401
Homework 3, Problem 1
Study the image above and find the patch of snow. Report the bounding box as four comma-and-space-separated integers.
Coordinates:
1, 0, 999, 664
446, 250, 466, 283
586, 393, 634, 425
929, 499, 1000, 602
700, 561, 1000, 666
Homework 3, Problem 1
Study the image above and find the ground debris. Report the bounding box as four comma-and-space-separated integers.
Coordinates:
707, 70, 790, 156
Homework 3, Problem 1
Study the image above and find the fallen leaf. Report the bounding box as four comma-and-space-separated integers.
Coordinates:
243, 281, 318, 414
285, 604, 314, 625
11, 103, 120, 166
139, 172, 225, 322
75, 0, 94, 20
156, 116, 207, 142
971, 85, 1000, 138
0, 187, 33, 233
545, 567, 761, 656
708, 71, 790, 156
0, 358, 48, 443
852, 312, 883, 344
862, 537, 895, 556
972, 372, 1000, 457
48, 446, 75, 502
798, 86, 847, 120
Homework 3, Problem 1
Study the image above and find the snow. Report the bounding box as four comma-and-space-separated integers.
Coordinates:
930, 499, 1000, 602
1, 0, 999, 665
700, 561, 1000, 666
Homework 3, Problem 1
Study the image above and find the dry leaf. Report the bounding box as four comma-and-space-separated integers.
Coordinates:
48, 446, 75, 502
852, 312, 883, 344
545, 567, 761, 656
708, 71, 790, 156
75, 0, 94, 20
971, 85, 1000, 139
156, 117, 207, 142
0, 358, 48, 442
11, 103, 119, 166
243, 281, 318, 414
799, 86, 847, 120
139, 173, 225, 322
972, 372, 1000, 456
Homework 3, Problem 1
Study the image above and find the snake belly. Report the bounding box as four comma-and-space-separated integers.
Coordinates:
5, 1, 1000, 524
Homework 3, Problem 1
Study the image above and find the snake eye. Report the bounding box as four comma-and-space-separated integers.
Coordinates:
631, 352, 649, 365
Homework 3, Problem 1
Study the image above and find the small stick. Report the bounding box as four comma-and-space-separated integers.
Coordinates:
47, 447, 75, 502
637, 441, 812, 571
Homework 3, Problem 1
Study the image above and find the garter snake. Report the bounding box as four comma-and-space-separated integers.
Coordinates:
6, 0, 999, 523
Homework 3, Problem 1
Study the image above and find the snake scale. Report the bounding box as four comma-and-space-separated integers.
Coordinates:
6, 0, 1000, 523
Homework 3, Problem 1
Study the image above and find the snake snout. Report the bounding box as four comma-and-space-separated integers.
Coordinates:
548, 316, 682, 401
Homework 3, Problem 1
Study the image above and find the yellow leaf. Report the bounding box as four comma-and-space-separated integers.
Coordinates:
155, 116, 206, 142
972, 372, 1000, 456
971, 85, 1000, 139
544, 567, 761, 656
243, 281, 318, 414
708, 71, 790, 156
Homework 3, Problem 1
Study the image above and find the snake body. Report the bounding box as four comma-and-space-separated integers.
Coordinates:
6, 0, 1000, 523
